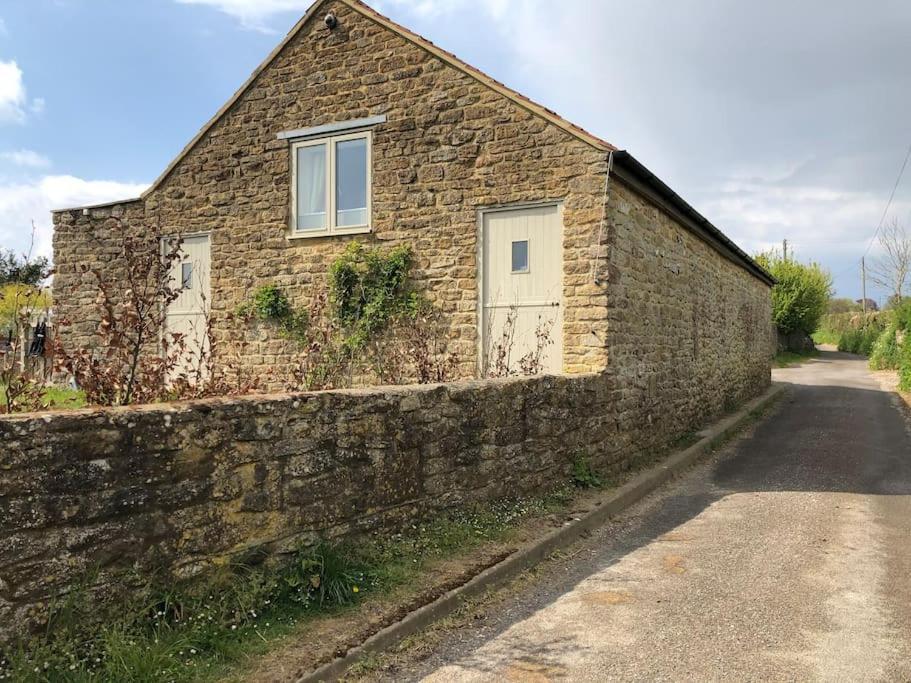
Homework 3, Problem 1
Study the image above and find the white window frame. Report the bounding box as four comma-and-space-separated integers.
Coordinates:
290, 130, 372, 238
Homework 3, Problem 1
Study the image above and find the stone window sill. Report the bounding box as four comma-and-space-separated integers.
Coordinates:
286, 226, 372, 240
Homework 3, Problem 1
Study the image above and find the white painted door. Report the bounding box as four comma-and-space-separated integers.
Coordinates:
481, 204, 563, 375
164, 234, 211, 379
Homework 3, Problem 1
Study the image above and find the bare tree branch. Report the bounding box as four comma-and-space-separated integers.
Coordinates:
869, 218, 911, 303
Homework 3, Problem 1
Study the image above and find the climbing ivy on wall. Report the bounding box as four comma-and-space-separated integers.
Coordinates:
237, 242, 453, 390
238, 283, 309, 342
328, 242, 421, 350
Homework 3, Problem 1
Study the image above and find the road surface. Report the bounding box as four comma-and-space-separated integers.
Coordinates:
385, 351, 911, 682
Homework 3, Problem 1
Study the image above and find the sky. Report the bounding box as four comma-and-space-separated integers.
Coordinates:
0, 0, 909, 302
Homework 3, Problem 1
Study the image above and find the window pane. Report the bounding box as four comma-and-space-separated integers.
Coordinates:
296, 144, 327, 231
512, 240, 529, 273
181, 262, 193, 290
336, 138, 368, 227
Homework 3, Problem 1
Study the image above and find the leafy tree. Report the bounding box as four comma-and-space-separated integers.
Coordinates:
755, 250, 833, 335
0, 249, 50, 286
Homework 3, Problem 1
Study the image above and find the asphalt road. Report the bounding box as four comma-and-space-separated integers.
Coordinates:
391, 351, 911, 682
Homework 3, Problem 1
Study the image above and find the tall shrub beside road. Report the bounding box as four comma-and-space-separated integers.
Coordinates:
869, 323, 901, 370
889, 299, 911, 389
899, 339, 911, 391
755, 251, 832, 349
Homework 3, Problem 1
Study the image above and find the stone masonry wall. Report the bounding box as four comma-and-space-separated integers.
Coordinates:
603, 178, 775, 455
0, 372, 624, 641
51, 201, 147, 350
53, 0, 611, 381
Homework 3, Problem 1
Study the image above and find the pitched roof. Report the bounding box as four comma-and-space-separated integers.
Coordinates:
140, 0, 615, 199
53, 0, 771, 286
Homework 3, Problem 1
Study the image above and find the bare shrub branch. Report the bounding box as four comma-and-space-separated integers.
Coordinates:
869, 219, 911, 303
483, 305, 555, 379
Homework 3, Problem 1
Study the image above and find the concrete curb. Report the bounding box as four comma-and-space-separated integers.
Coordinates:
299, 383, 787, 683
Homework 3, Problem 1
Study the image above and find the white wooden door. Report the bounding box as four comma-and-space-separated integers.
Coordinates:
481, 204, 563, 375
164, 234, 211, 379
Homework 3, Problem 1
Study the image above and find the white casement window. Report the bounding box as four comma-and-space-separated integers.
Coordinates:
291, 131, 372, 236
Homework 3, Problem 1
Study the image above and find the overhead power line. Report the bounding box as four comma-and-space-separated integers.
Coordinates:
862, 142, 911, 259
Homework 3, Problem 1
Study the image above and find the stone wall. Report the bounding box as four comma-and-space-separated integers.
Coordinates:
51, 201, 147, 351
53, 0, 611, 380
0, 373, 623, 640
2, 229, 773, 641
603, 178, 775, 453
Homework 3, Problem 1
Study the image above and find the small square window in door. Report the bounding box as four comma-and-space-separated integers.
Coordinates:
512, 240, 529, 273
181, 262, 193, 290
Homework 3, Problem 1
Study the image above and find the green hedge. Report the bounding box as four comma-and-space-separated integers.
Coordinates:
869, 324, 901, 370
900, 336, 911, 391
838, 326, 881, 356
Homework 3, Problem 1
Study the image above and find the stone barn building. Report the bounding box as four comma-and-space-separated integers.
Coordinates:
53, 0, 774, 423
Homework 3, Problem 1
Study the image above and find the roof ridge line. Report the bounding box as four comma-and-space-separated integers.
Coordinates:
339, 0, 615, 153
138, 0, 614, 200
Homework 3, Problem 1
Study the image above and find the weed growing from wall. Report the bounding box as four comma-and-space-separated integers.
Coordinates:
571, 452, 603, 489
238, 284, 309, 343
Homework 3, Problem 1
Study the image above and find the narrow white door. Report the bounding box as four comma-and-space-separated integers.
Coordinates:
481, 204, 563, 375
164, 234, 211, 380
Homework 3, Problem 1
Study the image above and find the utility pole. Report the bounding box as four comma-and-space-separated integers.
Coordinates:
862, 257, 867, 314
782, 239, 788, 261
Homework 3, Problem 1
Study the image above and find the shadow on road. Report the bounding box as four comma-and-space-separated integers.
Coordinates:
403, 350, 911, 680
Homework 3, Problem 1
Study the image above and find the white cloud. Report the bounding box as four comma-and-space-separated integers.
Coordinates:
1, 150, 51, 168
374, 0, 509, 19
0, 60, 27, 124
173, 0, 310, 31
0, 176, 149, 261
365, 0, 910, 300
172, 0, 506, 31
0, 60, 44, 124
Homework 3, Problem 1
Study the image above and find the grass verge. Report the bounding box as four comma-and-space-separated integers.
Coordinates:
0, 492, 574, 683
774, 349, 819, 368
